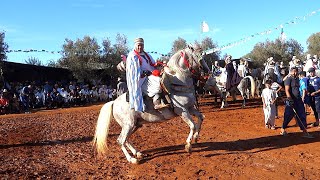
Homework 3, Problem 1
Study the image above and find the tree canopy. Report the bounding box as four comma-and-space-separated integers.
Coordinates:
0, 32, 8, 61
307, 32, 320, 57
56, 34, 129, 83
58, 36, 101, 82
244, 38, 303, 67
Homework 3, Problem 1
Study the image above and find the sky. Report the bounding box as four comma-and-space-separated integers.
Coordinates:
1, 0, 319, 65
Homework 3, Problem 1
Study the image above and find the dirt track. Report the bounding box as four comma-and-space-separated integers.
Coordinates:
1, 97, 320, 179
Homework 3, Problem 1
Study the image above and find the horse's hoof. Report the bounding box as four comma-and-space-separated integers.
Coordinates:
130, 158, 139, 164
193, 133, 199, 143
136, 152, 144, 159
185, 144, 192, 153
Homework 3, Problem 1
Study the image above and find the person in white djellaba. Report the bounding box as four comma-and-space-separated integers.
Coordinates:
261, 79, 277, 130
126, 37, 167, 112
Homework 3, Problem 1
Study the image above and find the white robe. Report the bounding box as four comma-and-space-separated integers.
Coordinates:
261, 88, 277, 126
237, 64, 247, 78
126, 50, 155, 112
304, 59, 315, 72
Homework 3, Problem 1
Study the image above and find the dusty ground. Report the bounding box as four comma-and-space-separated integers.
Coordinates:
1, 97, 320, 179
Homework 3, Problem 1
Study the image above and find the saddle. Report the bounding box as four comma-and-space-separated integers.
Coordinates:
125, 72, 173, 110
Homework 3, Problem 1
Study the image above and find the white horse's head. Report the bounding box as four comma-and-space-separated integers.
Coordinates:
166, 46, 210, 79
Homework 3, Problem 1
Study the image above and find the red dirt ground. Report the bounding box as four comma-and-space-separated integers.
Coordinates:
0, 97, 320, 179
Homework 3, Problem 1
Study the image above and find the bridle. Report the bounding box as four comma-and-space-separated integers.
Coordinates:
180, 51, 201, 79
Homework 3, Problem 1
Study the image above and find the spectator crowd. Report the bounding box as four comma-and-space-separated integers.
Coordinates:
0, 78, 127, 115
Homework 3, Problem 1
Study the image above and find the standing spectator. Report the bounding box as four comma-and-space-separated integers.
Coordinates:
270, 79, 283, 119
43, 81, 53, 106
298, 71, 312, 115
308, 67, 320, 127
116, 77, 128, 97
261, 80, 277, 130
20, 85, 32, 114
280, 67, 312, 137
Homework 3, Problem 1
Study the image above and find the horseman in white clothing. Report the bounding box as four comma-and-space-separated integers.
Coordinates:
126, 37, 167, 112
289, 56, 303, 72
263, 57, 282, 84
237, 58, 248, 78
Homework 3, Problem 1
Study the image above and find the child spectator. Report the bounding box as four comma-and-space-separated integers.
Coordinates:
298, 71, 312, 115
261, 79, 277, 130
270, 78, 283, 119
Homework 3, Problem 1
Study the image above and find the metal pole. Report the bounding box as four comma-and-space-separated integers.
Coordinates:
290, 106, 312, 137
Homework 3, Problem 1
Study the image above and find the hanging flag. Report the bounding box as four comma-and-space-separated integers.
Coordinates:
201, 21, 209, 33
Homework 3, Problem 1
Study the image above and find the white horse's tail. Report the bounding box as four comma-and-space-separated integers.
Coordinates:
243, 76, 256, 98
93, 101, 114, 156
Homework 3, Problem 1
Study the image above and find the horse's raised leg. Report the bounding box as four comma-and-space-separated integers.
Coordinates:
190, 107, 204, 143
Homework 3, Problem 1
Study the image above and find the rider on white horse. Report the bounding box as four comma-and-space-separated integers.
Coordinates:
289, 56, 303, 73
264, 57, 282, 84
237, 58, 248, 78
126, 37, 167, 111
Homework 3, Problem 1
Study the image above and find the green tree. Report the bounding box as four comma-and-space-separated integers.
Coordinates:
307, 32, 320, 57
25, 57, 42, 66
0, 32, 8, 61
171, 37, 187, 54
101, 34, 129, 78
200, 37, 220, 70
58, 36, 101, 82
244, 38, 303, 68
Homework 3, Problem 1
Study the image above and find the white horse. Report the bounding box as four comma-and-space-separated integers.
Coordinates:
204, 68, 255, 108
93, 47, 210, 164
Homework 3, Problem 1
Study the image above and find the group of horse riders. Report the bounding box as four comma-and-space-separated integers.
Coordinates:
206, 53, 319, 95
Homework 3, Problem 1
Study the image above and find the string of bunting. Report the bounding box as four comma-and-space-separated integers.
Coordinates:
1, 8, 319, 57
1, 49, 171, 58
204, 8, 320, 55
